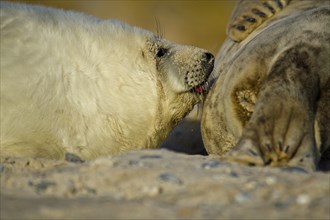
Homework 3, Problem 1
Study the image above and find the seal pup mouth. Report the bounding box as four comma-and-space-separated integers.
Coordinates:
185, 51, 214, 96
195, 85, 204, 94
191, 80, 210, 95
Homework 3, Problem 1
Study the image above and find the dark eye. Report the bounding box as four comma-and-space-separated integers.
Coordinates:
156, 47, 167, 58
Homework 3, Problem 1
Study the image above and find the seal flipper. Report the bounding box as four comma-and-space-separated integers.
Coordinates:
224, 137, 266, 167
227, 0, 290, 42
225, 44, 320, 171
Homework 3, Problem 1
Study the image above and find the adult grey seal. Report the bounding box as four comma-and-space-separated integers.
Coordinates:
202, 0, 329, 171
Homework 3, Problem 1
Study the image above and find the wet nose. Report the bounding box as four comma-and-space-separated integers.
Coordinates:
202, 52, 215, 77
204, 52, 214, 63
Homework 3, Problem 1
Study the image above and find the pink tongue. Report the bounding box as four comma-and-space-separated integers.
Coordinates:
195, 85, 203, 94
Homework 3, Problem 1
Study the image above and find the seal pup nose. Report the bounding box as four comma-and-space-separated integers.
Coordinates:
202, 52, 215, 76
204, 52, 214, 63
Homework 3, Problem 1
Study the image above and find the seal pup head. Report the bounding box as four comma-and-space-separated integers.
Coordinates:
126, 33, 215, 151
145, 37, 214, 98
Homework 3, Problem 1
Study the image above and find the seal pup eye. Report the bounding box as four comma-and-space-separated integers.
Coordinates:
156, 47, 168, 58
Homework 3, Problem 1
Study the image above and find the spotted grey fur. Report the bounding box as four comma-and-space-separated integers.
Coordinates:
202, 0, 329, 172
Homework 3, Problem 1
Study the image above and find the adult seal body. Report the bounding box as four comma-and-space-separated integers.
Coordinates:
202, 0, 329, 171
0, 2, 214, 160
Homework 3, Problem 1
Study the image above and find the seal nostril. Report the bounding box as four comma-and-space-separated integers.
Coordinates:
200, 52, 214, 78
204, 52, 214, 63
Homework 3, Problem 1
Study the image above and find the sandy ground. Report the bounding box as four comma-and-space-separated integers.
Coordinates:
1, 116, 329, 220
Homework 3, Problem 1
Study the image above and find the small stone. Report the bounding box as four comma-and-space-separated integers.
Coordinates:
33, 181, 57, 193
281, 167, 307, 174
271, 190, 282, 200
158, 173, 182, 185
296, 194, 310, 205
229, 171, 238, 177
0, 164, 4, 173
140, 155, 162, 159
201, 161, 224, 169
65, 153, 84, 163
91, 157, 115, 167
234, 192, 250, 203
86, 187, 97, 195
128, 160, 144, 167
265, 176, 277, 185
245, 181, 257, 190
142, 185, 162, 196
274, 201, 289, 210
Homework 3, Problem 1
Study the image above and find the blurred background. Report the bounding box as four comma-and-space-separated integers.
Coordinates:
6, 0, 236, 55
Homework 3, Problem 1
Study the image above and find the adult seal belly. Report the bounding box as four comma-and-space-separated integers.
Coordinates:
202, 0, 329, 172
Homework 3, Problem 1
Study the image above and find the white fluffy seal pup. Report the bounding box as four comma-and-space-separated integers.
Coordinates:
0, 2, 214, 160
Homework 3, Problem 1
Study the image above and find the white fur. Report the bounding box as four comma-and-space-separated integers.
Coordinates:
0, 2, 210, 159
